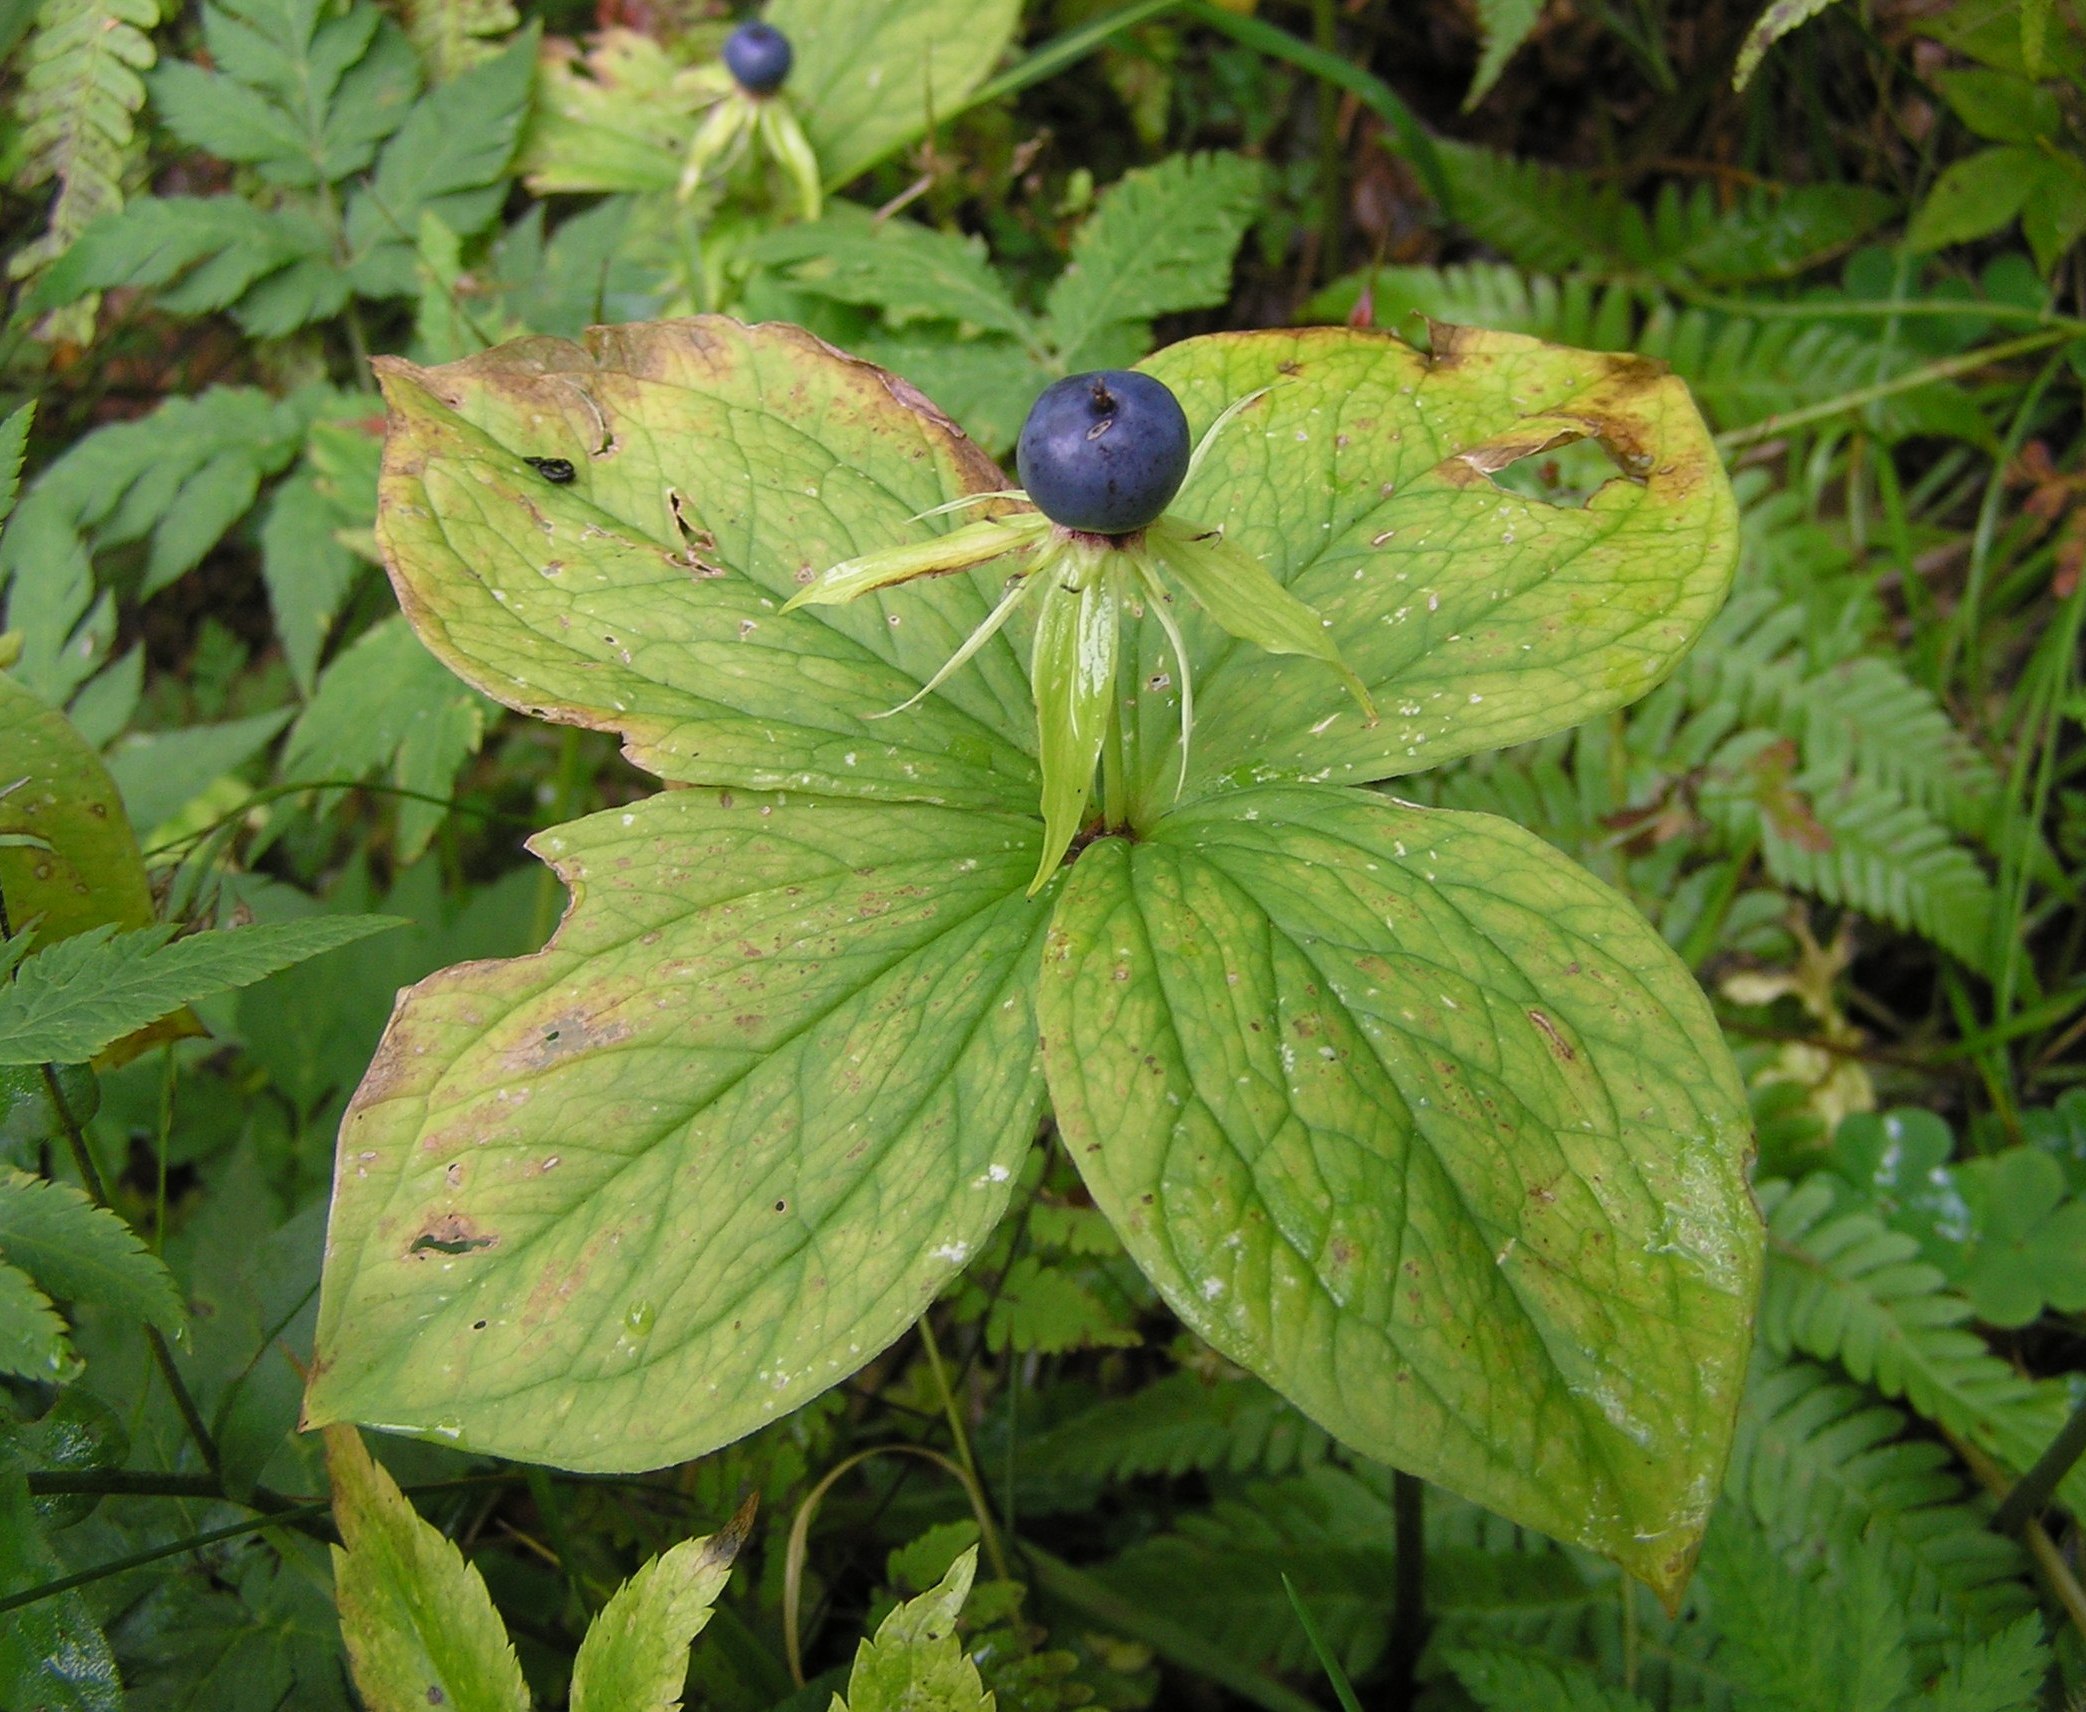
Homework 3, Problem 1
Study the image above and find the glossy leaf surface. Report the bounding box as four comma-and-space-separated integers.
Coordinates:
766, 0, 1020, 186
0, 671, 152, 946
1039, 786, 1759, 1598
326, 1425, 530, 1712
568, 1500, 749, 1712
1120, 327, 1736, 807
307, 792, 1048, 1466
371, 318, 1035, 809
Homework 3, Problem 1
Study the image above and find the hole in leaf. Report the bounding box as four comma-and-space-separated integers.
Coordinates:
408, 1214, 496, 1258
410, 1233, 495, 1256
1482, 434, 1637, 509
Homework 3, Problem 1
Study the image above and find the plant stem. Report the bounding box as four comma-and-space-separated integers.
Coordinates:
917, 1315, 1010, 1580
1950, 1429, 2086, 1645
0, 1504, 337, 1617
1713, 329, 2074, 450
1993, 1391, 2086, 1536
41, 1061, 223, 1484
955, 0, 1184, 122
1102, 682, 1130, 831
1389, 1468, 1427, 1706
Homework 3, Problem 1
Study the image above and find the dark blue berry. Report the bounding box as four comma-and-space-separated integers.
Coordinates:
723, 20, 792, 94
1016, 371, 1191, 536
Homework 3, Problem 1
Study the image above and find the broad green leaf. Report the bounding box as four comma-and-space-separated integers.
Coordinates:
1946, 1149, 2086, 1327
283, 614, 492, 861
766, 0, 1020, 187
304, 791, 1050, 1468
0, 1470, 122, 1711
0, 670, 153, 946
568, 1500, 751, 1712
832, 1546, 993, 1712
0, 1255, 76, 1379
856, 334, 1055, 457
0, 1167, 184, 1338
1123, 327, 1736, 807
1037, 787, 1759, 1599
104, 706, 293, 834
1044, 153, 1268, 373
325, 1425, 529, 1712
1934, 67, 2060, 144
1906, 147, 2038, 252
0, 915, 403, 1064
371, 318, 1038, 810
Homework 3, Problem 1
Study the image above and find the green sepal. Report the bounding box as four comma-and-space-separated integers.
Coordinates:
758, 98, 824, 221
679, 95, 752, 201
1030, 544, 1120, 895
1150, 517, 1376, 724
782, 515, 1044, 612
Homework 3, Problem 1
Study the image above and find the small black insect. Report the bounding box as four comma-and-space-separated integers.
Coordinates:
523, 456, 576, 484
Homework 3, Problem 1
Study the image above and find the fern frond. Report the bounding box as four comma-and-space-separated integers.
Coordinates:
1685, 588, 2002, 838
1432, 141, 1643, 274
1635, 303, 1990, 444
1445, 1646, 1654, 1712
1096, 1469, 1592, 1678
1758, 1178, 2086, 1521
6, 0, 160, 338
1643, 180, 1895, 285
1013, 1371, 1330, 1494
1702, 732, 1997, 970
1728, 1356, 2034, 1639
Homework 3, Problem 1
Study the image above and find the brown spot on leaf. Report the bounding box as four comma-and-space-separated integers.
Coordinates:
1528, 1009, 1575, 1062
408, 1214, 495, 1258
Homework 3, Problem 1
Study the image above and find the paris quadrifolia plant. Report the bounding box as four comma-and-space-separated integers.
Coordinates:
677, 19, 822, 217
307, 315, 1761, 1605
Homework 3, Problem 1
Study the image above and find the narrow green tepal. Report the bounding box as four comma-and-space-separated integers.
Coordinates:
1038, 788, 1760, 1603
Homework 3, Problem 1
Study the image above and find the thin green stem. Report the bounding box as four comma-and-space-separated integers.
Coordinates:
0, 1504, 336, 1617
955, 0, 1184, 119
1389, 1469, 1427, 1708
41, 1060, 222, 1483
916, 1316, 1010, 1580
1713, 329, 2074, 451
1993, 1391, 2086, 1536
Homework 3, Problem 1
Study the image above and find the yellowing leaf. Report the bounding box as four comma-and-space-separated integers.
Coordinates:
305, 793, 1050, 1467
326, 1425, 530, 1712
1039, 787, 1759, 1601
1119, 327, 1736, 807
568, 1497, 752, 1712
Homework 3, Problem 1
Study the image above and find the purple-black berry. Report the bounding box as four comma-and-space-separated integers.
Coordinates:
1016, 371, 1191, 536
723, 20, 792, 94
